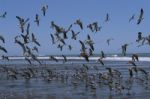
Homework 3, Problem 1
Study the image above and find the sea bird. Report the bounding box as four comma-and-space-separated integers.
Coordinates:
0, 12, 7, 18
41, 5, 48, 16
74, 19, 83, 30
34, 14, 40, 26
0, 35, 5, 43
129, 14, 135, 22
137, 8, 144, 25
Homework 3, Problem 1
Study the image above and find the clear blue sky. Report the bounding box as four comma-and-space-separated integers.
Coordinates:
0, 0, 150, 56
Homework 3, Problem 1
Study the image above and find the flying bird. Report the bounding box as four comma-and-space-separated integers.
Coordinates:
41, 5, 48, 16
74, 19, 83, 30
32, 46, 39, 53
80, 51, 89, 62
106, 38, 114, 46
129, 14, 135, 22
0, 12, 7, 18
132, 54, 139, 62
137, 8, 144, 25
25, 57, 32, 64
71, 30, 80, 40
0, 35, 5, 43
32, 33, 41, 46
136, 32, 143, 42
50, 56, 58, 62
97, 58, 104, 65
16, 16, 29, 33
34, 14, 40, 26
0, 46, 7, 53
62, 55, 67, 63
50, 34, 55, 44
79, 40, 86, 52
105, 13, 110, 22
15, 39, 26, 54
121, 44, 128, 56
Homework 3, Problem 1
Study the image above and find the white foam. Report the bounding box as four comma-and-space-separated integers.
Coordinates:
1, 56, 150, 62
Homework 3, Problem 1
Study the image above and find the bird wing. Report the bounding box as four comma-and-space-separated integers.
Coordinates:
0, 35, 5, 43
0, 46, 7, 53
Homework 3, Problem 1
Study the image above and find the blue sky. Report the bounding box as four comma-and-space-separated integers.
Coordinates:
0, 0, 150, 56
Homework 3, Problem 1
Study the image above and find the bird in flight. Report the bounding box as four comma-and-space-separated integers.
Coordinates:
0, 12, 7, 18
106, 38, 114, 46
71, 30, 80, 40
0, 35, 5, 43
105, 13, 110, 22
41, 5, 48, 16
137, 8, 144, 25
34, 14, 40, 26
0, 45, 7, 53
129, 14, 135, 22
74, 19, 83, 30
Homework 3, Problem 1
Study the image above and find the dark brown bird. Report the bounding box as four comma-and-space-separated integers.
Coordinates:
68, 45, 72, 51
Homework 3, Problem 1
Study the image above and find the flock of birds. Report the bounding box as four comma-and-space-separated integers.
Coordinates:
0, 5, 150, 97
0, 7, 149, 65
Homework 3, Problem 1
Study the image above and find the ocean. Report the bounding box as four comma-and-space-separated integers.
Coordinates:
0, 53, 150, 99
